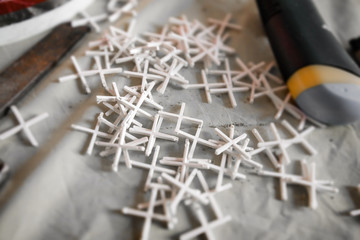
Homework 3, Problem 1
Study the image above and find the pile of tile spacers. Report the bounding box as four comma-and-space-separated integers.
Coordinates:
56, 6, 343, 239
3, 1, 360, 239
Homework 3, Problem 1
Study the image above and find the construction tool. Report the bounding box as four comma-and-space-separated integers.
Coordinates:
256, 0, 360, 125
0, 23, 90, 117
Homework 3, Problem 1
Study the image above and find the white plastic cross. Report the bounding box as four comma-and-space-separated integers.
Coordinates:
256, 61, 283, 84
291, 160, 338, 209
108, 0, 137, 23
136, 177, 179, 229
251, 128, 280, 169
253, 75, 320, 130
206, 156, 247, 181
0, 106, 49, 147
168, 15, 193, 34
71, 11, 107, 32
59, 56, 94, 94
73, 112, 103, 155
59, 56, 123, 94
191, 39, 220, 66
123, 85, 163, 110
161, 169, 209, 215
150, 59, 189, 94
229, 138, 263, 177
232, 58, 263, 88
281, 120, 317, 156
171, 139, 190, 182
159, 158, 209, 172
257, 122, 293, 164
93, 56, 123, 92
115, 82, 156, 137
214, 126, 248, 158
160, 139, 209, 183
129, 114, 179, 156
110, 18, 137, 39
252, 74, 288, 107
158, 44, 188, 66
206, 58, 241, 82
186, 124, 203, 159
175, 25, 192, 63
123, 59, 164, 91
88, 33, 114, 51
143, 24, 171, 45
207, 13, 242, 37
176, 128, 213, 147
96, 126, 148, 171
158, 102, 203, 133
122, 185, 168, 240
209, 74, 248, 107
215, 153, 229, 190
183, 69, 225, 103
131, 145, 176, 190
118, 94, 154, 120
197, 170, 232, 219
258, 122, 316, 164
156, 177, 177, 229
256, 157, 297, 201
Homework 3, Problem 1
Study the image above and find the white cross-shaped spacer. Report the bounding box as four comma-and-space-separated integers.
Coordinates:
96, 126, 148, 170
131, 145, 176, 190
281, 120, 317, 156
209, 74, 248, 108
232, 58, 263, 87
257, 122, 294, 164
252, 74, 288, 107
158, 43, 188, 66
207, 13, 242, 37
72, 112, 103, 155
143, 24, 171, 44
161, 169, 209, 215
123, 85, 163, 110
258, 122, 316, 164
122, 184, 171, 240
59, 56, 93, 94
168, 15, 193, 33
0, 106, 49, 147
93, 56, 123, 92
206, 58, 242, 81
108, 0, 137, 23
159, 102, 203, 133
150, 59, 189, 94
58, 56, 122, 94
130, 114, 178, 156
206, 159, 247, 181
123, 59, 164, 92
256, 156, 298, 201
118, 97, 153, 120
179, 202, 232, 240
229, 138, 263, 177
214, 126, 248, 157
191, 38, 221, 66
160, 139, 209, 183
251, 128, 280, 169
183, 69, 225, 103
196, 170, 232, 219
71, 11, 107, 33
290, 160, 338, 209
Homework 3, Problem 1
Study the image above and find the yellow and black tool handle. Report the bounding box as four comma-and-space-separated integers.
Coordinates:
256, 0, 360, 125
